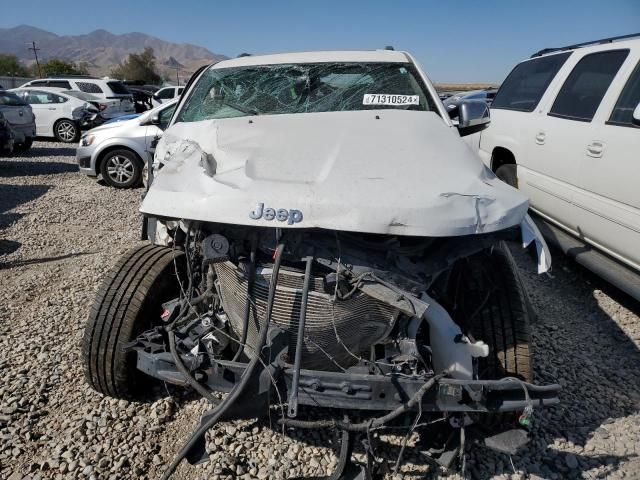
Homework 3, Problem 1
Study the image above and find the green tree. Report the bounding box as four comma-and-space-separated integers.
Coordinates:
36, 59, 89, 77
110, 47, 161, 84
0, 54, 29, 76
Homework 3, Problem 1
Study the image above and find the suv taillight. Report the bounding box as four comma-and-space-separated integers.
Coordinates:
99, 104, 108, 111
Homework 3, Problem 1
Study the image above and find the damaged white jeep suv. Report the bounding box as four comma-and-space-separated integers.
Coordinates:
82, 50, 559, 477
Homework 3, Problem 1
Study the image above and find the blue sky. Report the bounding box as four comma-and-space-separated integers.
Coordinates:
1, 0, 639, 82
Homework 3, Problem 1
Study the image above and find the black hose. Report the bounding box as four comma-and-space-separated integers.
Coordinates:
288, 254, 313, 417
189, 266, 215, 305
161, 241, 286, 480
232, 237, 257, 362
168, 330, 219, 405
279, 374, 444, 432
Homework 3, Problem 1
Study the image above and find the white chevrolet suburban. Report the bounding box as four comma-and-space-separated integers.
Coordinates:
479, 34, 640, 300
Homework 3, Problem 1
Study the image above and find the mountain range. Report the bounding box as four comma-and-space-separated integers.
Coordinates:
0, 25, 227, 78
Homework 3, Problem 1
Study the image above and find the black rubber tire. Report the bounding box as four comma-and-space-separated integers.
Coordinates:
443, 241, 532, 382
99, 149, 143, 189
53, 119, 79, 143
14, 137, 33, 153
82, 244, 185, 399
495, 164, 518, 189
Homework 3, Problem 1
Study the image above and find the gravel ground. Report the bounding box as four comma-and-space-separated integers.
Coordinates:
1, 141, 639, 480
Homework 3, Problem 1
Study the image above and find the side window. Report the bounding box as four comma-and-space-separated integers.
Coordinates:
549, 49, 629, 122
76, 82, 104, 94
30, 80, 47, 86
48, 80, 72, 89
492, 52, 571, 112
26, 91, 56, 104
53, 94, 68, 103
157, 88, 175, 99
158, 104, 177, 129
608, 60, 640, 127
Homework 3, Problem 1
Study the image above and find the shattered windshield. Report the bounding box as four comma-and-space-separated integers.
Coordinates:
176, 62, 438, 122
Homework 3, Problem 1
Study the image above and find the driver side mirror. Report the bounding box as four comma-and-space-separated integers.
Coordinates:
149, 114, 160, 126
633, 101, 640, 126
455, 99, 491, 136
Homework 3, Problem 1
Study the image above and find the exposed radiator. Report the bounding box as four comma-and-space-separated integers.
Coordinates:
214, 261, 397, 369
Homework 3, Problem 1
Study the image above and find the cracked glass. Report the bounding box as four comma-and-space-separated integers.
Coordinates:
176, 62, 438, 122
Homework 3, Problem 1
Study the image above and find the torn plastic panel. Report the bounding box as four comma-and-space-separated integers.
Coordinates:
521, 213, 552, 274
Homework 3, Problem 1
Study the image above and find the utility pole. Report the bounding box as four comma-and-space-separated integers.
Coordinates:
170, 65, 180, 85
28, 41, 42, 77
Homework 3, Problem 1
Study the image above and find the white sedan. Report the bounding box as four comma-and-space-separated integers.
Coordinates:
10, 87, 98, 142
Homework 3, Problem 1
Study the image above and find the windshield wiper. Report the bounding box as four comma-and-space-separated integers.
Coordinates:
222, 99, 260, 116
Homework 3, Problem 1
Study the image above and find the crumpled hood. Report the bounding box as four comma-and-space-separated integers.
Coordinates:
141, 110, 529, 237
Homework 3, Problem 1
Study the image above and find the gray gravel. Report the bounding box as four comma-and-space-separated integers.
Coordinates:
1, 141, 639, 479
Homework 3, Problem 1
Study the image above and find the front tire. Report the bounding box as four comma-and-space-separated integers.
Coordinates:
442, 241, 532, 381
100, 149, 142, 188
54, 119, 79, 143
82, 244, 185, 399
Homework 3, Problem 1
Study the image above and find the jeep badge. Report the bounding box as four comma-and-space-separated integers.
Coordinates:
249, 203, 303, 225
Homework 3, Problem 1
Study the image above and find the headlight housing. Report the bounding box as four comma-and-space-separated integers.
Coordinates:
80, 134, 95, 147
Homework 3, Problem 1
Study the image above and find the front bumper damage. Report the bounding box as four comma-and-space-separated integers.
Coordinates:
126, 255, 560, 473
130, 215, 557, 477
135, 345, 559, 414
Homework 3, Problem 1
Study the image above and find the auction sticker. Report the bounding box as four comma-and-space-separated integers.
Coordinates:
363, 94, 419, 106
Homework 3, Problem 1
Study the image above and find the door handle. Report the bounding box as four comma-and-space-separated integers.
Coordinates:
535, 132, 546, 145
48, 107, 56, 110
586, 141, 604, 158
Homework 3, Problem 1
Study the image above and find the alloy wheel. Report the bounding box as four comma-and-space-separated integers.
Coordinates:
106, 155, 135, 185
56, 121, 77, 142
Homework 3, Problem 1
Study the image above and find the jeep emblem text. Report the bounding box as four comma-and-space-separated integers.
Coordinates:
249, 203, 303, 225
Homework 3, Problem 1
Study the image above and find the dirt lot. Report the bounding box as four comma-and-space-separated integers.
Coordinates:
1, 142, 639, 480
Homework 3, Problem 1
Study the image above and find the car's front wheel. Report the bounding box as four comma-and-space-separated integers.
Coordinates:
439, 241, 533, 382
100, 149, 143, 188
82, 244, 186, 399
54, 119, 79, 143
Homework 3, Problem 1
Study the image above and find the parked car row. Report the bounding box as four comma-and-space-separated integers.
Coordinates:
0, 75, 184, 153
9, 88, 100, 142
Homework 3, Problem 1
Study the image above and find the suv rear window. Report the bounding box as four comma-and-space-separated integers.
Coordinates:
48, 80, 72, 89
492, 52, 571, 112
76, 82, 104, 94
549, 49, 629, 122
107, 81, 131, 95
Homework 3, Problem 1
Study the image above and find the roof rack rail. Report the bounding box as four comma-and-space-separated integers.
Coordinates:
531, 32, 640, 58
48, 74, 100, 79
